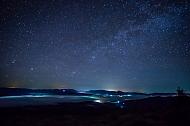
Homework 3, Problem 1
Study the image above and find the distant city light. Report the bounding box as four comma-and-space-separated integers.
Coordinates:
126, 94, 132, 96
94, 99, 102, 103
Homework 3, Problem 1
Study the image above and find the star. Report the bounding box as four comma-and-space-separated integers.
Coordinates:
11, 59, 16, 64
0, 0, 189, 92
30, 67, 34, 71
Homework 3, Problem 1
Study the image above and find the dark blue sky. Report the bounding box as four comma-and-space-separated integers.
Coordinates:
0, 0, 190, 92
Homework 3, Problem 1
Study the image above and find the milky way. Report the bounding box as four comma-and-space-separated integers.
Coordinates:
0, 0, 190, 92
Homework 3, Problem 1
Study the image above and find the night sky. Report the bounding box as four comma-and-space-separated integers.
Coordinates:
0, 0, 190, 92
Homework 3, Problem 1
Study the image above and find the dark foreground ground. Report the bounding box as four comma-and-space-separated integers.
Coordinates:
0, 96, 190, 126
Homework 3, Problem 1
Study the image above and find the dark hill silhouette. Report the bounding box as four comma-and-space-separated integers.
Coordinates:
0, 96, 190, 126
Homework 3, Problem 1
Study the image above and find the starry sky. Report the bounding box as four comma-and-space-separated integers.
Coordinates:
0, 0, 190, 92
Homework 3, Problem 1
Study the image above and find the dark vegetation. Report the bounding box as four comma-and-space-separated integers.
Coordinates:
0, 96, 190, 126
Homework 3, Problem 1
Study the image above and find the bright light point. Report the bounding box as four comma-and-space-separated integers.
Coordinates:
94, 99, 101, 103
78, 91, 85, 93
106, 89, 117, 91
126, 94, 132, 96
